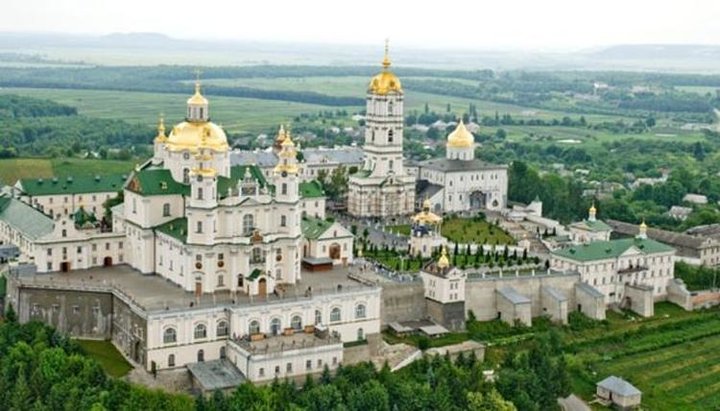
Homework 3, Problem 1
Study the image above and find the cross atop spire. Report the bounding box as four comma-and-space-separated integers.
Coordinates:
382, 38, 391, 69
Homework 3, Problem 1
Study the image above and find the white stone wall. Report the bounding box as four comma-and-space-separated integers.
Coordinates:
229, 341, 343, 382
301, 197, 326, 219
25, 191, 117, 219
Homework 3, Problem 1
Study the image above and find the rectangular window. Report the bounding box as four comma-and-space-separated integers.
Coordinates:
306, 360, 312, 370
47, 248, 52, 256
317, 359, 322, 368
286, 363, 292, 373
119, 242, 123, 249
72, 305, 80, 314
105, 243, 110, 251
92, 244, 97, 251
259, 368, 264, 377
46, 262, 52, 271
76, 246, 82, 253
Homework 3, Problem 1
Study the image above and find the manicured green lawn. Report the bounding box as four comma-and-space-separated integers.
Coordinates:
390, 217, 514, 245
76, 339, 133, 378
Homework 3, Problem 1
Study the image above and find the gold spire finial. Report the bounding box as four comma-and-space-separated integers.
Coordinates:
157, 113, 165, 134
437, 246, 450, 269
382, 38, 391, 69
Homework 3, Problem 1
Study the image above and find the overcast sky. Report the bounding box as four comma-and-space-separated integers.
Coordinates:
3, 0, 720, 50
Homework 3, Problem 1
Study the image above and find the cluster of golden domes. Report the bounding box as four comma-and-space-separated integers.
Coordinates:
447, 119, 475, 149
368, 41, 402, 95
274, 125, 299, 175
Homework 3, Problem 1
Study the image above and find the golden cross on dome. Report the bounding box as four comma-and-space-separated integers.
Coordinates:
382, 38, 391, 69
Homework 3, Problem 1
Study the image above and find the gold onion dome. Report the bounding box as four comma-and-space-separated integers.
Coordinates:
368, 41, 402, 95
154, 115, 167, 142
589, 203, 597, 213
166, 121, 229, 152
412, 200, 442, 225
447, 120, 474, 148
437, 247, 450, 269
166, 84, 229, 152
187, 81, 208, 105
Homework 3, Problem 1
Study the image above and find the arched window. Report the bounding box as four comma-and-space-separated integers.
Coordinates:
252, 247, 263, 263
168, 354, 175, 367
220, 346, 226, 359
357, 328, 364, 341
194, 323, 207, 339
162, 203, 170, 217
249, 320, 260, 335
197, 187, 203, 200
243, 214, 254, 235
237, 274, 244, 288
355, 304, 366, 319
315, 310, 322, 325
217, 274, 224, 287
281, 215, 287, 227
388, 129, 394, 142
163, 327, 177, 344
330, 307, 341, 322
197, 349, 204, 362
281, 183, 287, 195
196, 221, 203, 233
291, 315, 302, 330
270, 318, 282, 335
216, 320, 229, 337
388, 101, 394, 114
183, 168, 190, 184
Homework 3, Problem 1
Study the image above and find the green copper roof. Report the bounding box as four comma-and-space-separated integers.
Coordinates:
299, 180, 325, 198
155, 217, 187, 243
127, 169, 190, 196
19, 174, 126, 196
217, 165, 268, 199
0, 196, 54, 240
553, 237, 674, 262
571, 219, 612, 232
248, 268, 263, 281
301, 216, 334, 240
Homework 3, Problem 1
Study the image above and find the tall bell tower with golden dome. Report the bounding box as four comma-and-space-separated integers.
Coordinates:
348, 42, 415, 218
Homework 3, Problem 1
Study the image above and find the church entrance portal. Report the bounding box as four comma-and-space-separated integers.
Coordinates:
60, 262, 70, 272
470, 191, 486, 210
329, 243, 341, 260
103, 256, 112, 267
258, 278, 267, 297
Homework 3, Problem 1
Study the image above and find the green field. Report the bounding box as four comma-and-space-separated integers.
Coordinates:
0, 87, 358, 134
0, 158, 134, 185
676, 85, 719, 95
76, 339, 133, 378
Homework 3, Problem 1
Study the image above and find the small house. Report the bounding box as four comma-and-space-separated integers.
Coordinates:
596, 376, 641, 410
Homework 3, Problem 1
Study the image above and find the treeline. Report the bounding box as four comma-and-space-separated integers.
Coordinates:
0, 114, 152, 158
0, 94, 77, 118
507, 161, 590, 223
0, 311, 194, 411
675, 261, 719, 291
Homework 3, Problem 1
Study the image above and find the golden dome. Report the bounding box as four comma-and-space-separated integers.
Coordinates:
166, 121, 229, 152
640, 220, 647, 230
412, 205, 442, 226
589, 203, 596, 214
154, 115, 167, 143
437, 246, 450, 269
447, 120, 474, 148
368, 42, 402, 95
422, 198, 432, 210
187, 82, 208, 106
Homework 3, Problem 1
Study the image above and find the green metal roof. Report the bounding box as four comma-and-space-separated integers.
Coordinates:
299, 180, 325, 198
217, 165, 268, 199
127, 169, 190, 196
248, 268, 263, 281
19, 174, 126, 196
553, 237, 674, 262
0, 196, 54, 240
301, 216, 334, 240
571, 219, 612, 232
155, 217, 187, 243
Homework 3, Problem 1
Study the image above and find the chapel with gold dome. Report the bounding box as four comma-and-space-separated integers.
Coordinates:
416, 118, 508, 214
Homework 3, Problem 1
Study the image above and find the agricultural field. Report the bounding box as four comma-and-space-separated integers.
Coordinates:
0, 87, 358, 134
0, 158, 134, 185
565, 304, 720, 410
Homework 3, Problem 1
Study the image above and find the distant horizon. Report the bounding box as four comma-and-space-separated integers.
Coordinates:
4, 0, 720, 51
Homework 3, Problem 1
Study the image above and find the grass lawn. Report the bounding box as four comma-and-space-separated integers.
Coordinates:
390, 217, 514, 245
383, 330, 469, 349
76, 339, 133, 378
0, 158, 135, 185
